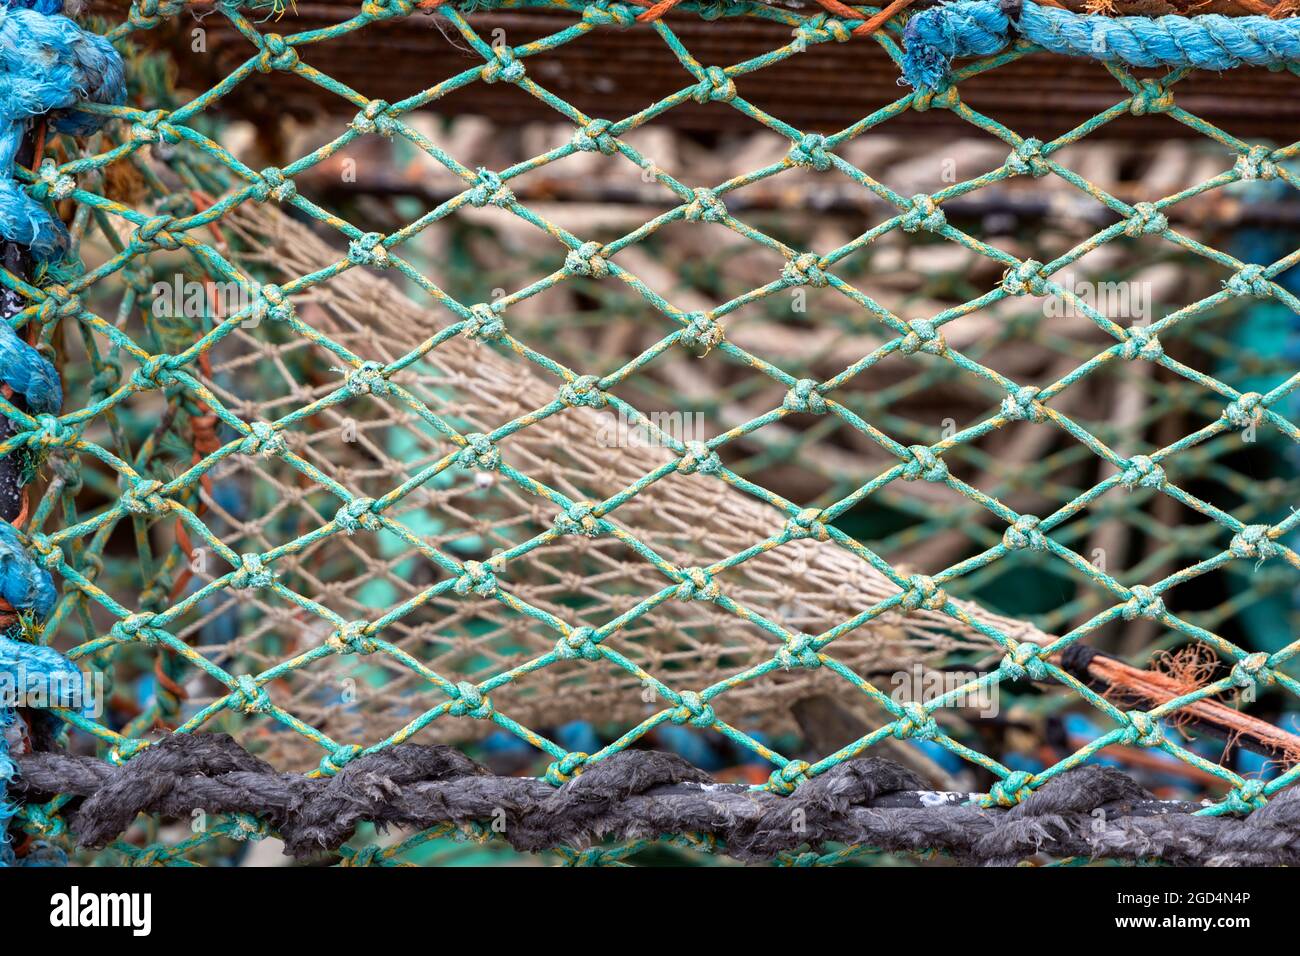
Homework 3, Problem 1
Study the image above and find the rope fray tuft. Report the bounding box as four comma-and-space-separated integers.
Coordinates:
14, 732, 1300, 864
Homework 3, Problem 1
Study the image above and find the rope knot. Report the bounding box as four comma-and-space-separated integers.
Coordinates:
784, 508, 829, 542
1000, 385, 1046, 424
1230, 652, 1274, 695
1234, 145, 1277, 182
455, 432, 500, 471
231, 552, 274, 590
680, 312, 723, 355
121, 478, 167, 516
1124, 202, 1168, 237
986, 771, 1035, 807
572, 119, 617, 155
347, 232, 390, 268
999, 259, 1046, 296
1002, 515, 1046, 552
782, 378, 827, 414
1121, 711, 1164, 748
781, 252, 829, 287
1225, 264, 1271, 299
677, 440, 721, 475
902, 444, 948, 483
564, 241, 609, 278
1223, 779, 1267, 815
788, 133, 832, 170
327, 621, 378, 656
252, 283, 294, 323
449, 680, 493, 719
1129, 80, 1174, 116
32, 413, 71, 449
464, 302, 506, 342
900, 573, 946, 611
554, 500, 603, 537
776, 632, 821, 669
254, 166, 297, 203
133, 215, 181, 251
466, 168, 514, 207
558, 374, 607, 408
28, 533, 63, 572
1120, 325, 1163, 361
350, 99, 397, 137
1223, 391, 1264, 428
35, 284, 81, 324
35, 159, 75, 201
671, 690, 715, 727
901, 193, 947, 233
240, 421, 286, 457
676, 566, 720, 602
258, 32, 300, 71
555, 626, 602, 661
1000, 640, 1049, 682
899, 318, 945, 355
481, 47, 525, 84
767, 760, 811, 795
319, 745, 362, 777
545, 752, 589, 786
454, 560, 498, 597
1121, 584, 1165, 621
230, 675, 271, 714
109, 612, 160, 646
795, 14, 850, 44
582, 1, 638, 26
334, 497, 382, 534
129, 109, 180, 145
1119, 454, 1166, 490
1230, 524, 1280, 564
684, 187, 728, 223
892, 701, 937, 740
692, 65, 736, 103
343, 360, 391, 396
130, 354, 178, 390
1006, 137, 1049, 177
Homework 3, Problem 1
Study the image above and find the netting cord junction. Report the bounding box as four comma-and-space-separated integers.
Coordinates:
13, 731, 1300, 865
901, 0, 1300, 88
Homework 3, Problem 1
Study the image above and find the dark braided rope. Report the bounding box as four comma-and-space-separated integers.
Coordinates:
13, 733, 1300, 865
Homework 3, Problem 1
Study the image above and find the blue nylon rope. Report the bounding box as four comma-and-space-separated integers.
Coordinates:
902, 0, 1300, 89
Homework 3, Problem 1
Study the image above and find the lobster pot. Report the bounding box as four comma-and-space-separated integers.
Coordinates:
7, 0, 1298, 865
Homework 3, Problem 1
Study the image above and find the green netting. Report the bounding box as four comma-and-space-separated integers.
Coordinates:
6, 0, 1300, 865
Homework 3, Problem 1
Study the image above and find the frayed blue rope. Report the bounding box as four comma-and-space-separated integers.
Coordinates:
0, 532, 66, 867
0, 1, 125, 261
902, 1, 1300, 89
0, 320, 60, 413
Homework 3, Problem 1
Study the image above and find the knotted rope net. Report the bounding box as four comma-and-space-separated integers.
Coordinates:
0, 0, 1298, 865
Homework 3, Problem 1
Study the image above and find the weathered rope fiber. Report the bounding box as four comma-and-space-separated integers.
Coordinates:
15, 731, 1300, 865
902, 0, 1300, 88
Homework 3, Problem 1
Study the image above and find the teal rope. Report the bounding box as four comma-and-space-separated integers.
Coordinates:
902, 0, 1300, 89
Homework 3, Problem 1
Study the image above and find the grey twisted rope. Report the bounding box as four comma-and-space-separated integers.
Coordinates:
13, 734, 1300, 865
